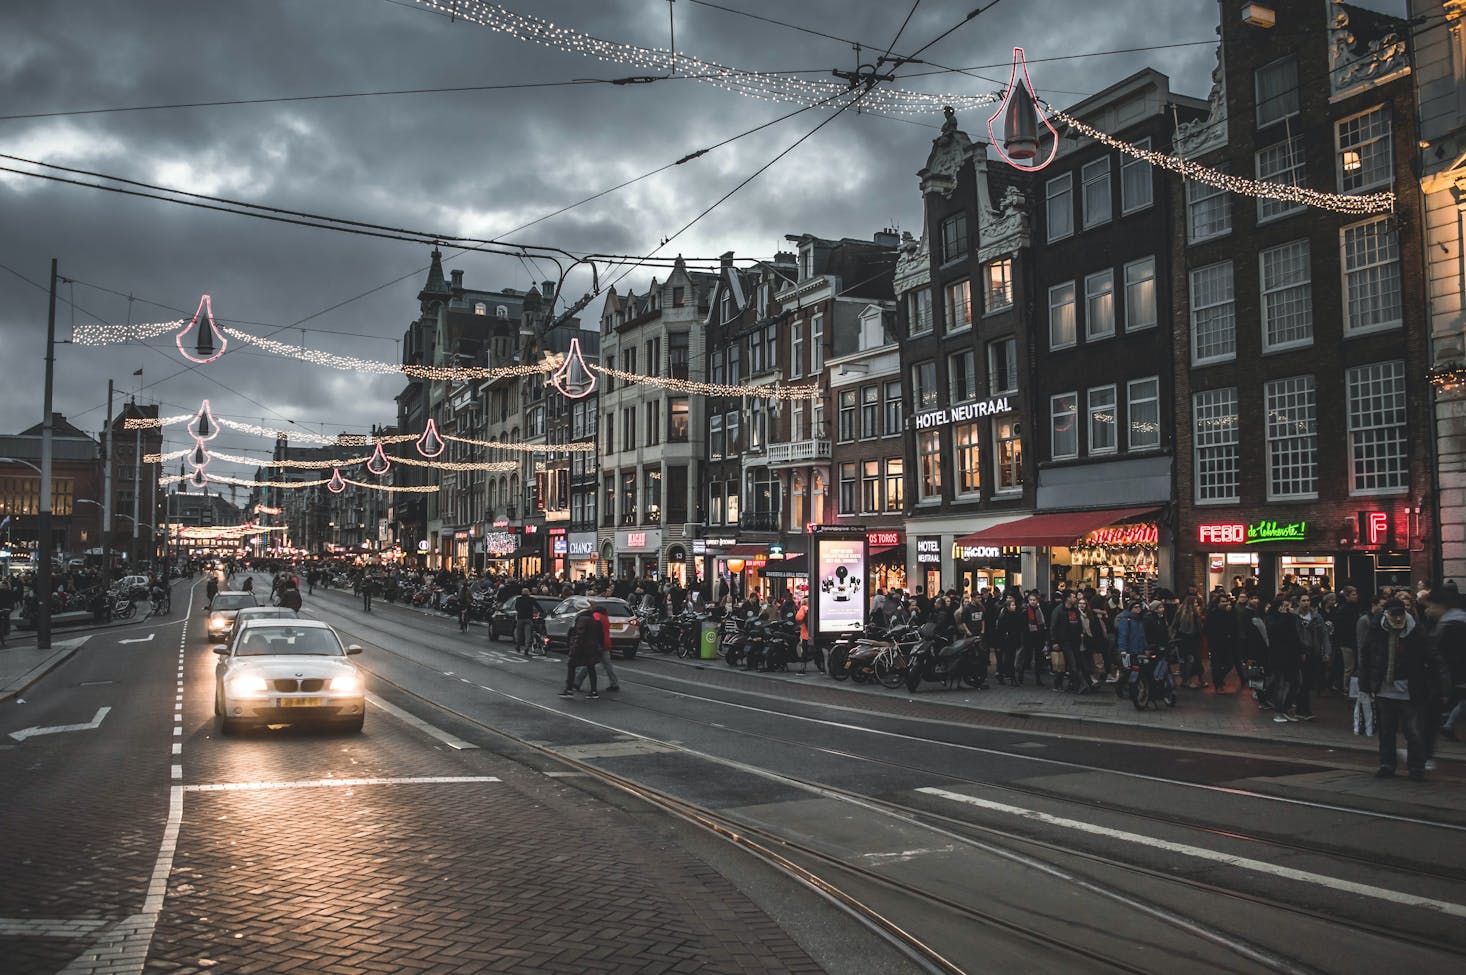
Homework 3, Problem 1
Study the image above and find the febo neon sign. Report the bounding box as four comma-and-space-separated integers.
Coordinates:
1198, 523, 1246, 545
1360, 511, 1389, 546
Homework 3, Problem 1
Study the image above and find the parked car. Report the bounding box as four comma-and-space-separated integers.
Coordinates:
206, 591, 259, 641
542, 596, 640, 658
488, 595, 561, 640
116, 574, 151, 598
213, 619, 365, 734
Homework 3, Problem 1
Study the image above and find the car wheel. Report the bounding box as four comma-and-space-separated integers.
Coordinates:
337, 715, 365, 734
621, 645, 637, 660
217, 714, 242, 736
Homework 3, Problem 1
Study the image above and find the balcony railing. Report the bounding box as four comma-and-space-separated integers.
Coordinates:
738, 511, 781, 532
766, 438, 832, 465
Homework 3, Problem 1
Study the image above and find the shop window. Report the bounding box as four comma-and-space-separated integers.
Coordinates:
1082, 157, 1111, 229
1046, 173, 1073, 242
1193, 387, 1239, 503
1190, 261, 1235, 364
1087, 385, 1117, 455
1256, 135, 1305, 222
994, 417, 1023, 493
1261, 239, 1312, 351
1049, 282, 1076, 350
884, 457, 904, 512
1084, 269, 1115, 340
1120, 140, 1152, 214
955, 422, 981, 496
1127, 377, 1161, 450
1337, 105, 1392, 194
918, 430, 942, 500
1050, 393, 1078, 460
1342, 217, 1402, 334
1347, 360, 1407, 494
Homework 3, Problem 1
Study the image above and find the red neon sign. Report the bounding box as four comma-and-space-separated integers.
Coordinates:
1198, 523, 1247, 545
1362, 511, 1389, 546
1084, 524, 1158, 546
867, 530, 902, 547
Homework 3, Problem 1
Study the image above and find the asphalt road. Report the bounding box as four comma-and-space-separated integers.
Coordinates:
3, 573, 1464, 975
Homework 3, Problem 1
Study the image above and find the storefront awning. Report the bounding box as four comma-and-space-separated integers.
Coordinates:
720, 543, 767, 557
762, 555, 807, 578
868, 545, 900, 558
954, 507, 1161, 549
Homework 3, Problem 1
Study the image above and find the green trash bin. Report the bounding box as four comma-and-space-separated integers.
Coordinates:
699, 620, 720, 660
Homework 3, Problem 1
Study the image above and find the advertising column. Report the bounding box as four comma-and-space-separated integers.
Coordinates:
810, 525, 868, 640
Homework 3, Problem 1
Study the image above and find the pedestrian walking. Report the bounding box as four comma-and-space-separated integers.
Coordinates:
361, 574, 374, 613
281, 581, 303, 615
561, 603, 607, 699
205, 575, 219, 610
513, 589, 539, 655
1361, 598, 1450, 780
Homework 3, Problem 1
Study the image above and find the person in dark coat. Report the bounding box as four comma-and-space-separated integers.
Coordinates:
560, 606, 607, 699
1015, 594, 1048, 686
1265, 596, 1303, 721
281, 582, 303, 615
992, 595, 1024, 685
205, 575, 219, 610
1360, 598, 1451, 779
1204, 594, 1240, 691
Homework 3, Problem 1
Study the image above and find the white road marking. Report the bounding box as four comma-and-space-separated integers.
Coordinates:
170, 765, 181, 781
118, 633, 155, 645
365, 692, 479, 750
918, 786, 1466, 919
9, 706, 113, 742
185, 775, 499, 793
171, 743, 181, 755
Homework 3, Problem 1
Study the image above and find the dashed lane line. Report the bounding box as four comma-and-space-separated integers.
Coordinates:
365, 691, 479, 750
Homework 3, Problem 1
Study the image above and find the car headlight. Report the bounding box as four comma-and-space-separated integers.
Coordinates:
328, 673, 362, 694
227, 675, 268, 695
210, 615, 227, 628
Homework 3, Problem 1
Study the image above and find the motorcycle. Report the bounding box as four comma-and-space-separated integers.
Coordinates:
721, 615, 766, 669
904, 626, 987, 693
1122, 643, 1178, 710
746, 618, 800, 672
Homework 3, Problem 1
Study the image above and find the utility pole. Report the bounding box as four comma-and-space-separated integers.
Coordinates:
100, 379, 114, 594
36, 258, 58, 650
131, 410, 140, 566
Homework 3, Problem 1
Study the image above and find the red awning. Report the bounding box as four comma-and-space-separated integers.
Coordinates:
954, 507, 1161, 549
868, 545, 900, 557
719, 543, 767, 557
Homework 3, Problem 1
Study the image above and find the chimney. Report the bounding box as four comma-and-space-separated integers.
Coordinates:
720, 250, 735, 269
773, 251, 796, 267
450, 269, 464, 291
873, 227, 900, 248
541, 280, 555, 300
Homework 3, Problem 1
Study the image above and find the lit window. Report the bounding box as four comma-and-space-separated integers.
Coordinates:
884, 458, 905, 511
473, 302, 487, 316
918, 430, 943, 500
984, 259, 1013, 311
1049, 281, 1076, 349
948, 350, 977, 404
994, 416, 1023, 492
955, 422, 982, 496
1087, 385, 1117, 455
1337, 105, 1392, 194
945, 279, 972, 332
1127, 377, 1161, 450
1124, 257, 1156, 331
1084, 269, 1115, 341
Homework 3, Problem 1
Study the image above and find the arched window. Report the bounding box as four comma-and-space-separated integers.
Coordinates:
473, 302, 487, 316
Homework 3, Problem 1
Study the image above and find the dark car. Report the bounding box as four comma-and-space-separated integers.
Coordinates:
488, 595, 561, 640
543, 596, 641, 659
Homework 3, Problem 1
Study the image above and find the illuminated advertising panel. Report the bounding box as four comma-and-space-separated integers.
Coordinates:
815, 535, 867, 635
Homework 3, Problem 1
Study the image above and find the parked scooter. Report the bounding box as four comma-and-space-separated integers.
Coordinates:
1120, 642, 1178, 710
904, 626, 987, 692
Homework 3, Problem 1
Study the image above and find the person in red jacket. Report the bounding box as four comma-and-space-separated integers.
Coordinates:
560, 605, 609, 699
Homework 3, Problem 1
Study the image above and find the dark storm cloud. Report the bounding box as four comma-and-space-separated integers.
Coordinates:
0, 0, 1217, 480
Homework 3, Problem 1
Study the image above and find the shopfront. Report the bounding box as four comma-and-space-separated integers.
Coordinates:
953, 506, 1165, 598
451, 530, 470, 569
1062, 522, 1160, 596
950, 541, 1021, 596
548, 528, 567, 580
720, 543, 770, 598
567, 532, 596, 580
617, 529, 662, 579
1191, 512, 1411, 595
482, 530, 518, 573
518, 524, 543, 579
866, 529, 908, 595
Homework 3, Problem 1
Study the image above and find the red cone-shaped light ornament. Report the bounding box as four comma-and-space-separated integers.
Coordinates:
327, 468, 346, 493
189, 442, 210, 467
416, 418, 445, 457
187, 399, 219, 442
987, 48, 1060, 172
188, 467, 209, 489
366, 441, 392, 475
549, 337, 597, 400
175, 294, 228, 364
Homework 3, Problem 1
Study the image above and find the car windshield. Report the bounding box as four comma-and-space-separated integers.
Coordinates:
235, 627, 343, 656
212, 594, 257, 611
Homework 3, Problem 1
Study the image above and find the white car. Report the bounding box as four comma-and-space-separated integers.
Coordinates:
213, 619, 365, 734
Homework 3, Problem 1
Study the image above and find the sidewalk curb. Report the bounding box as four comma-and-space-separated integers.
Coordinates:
0, 636, 91, 704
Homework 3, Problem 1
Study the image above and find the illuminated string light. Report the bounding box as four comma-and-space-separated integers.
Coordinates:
1047, 106, 1395, 215
164, 471, 441, 494
589, 364, 823, 401
340, 478, 439, 494
187, 400, 219, 442
73, 319, 182, 345
414, 0, 999, 117
327, 468, 346, 493
392, 455, 520, 472
416, 418, 446, 457
176, 294, 228, 363
366, 442, 392, 475
144, 448, 190, 463
443, 434, 592, 453
125, 413, 190, 430
222, 327, 554, 380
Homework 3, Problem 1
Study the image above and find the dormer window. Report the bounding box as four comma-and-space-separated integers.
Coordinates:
800, 245, 814, 280
495, 305, 509, 318
473, 302, 487, 316
672, 286, 685, 307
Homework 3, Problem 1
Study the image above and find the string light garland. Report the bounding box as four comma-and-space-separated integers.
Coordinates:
145, 448, 191, 463
176, 294, 228, 363
222, 327, 555, 380
73, 319, 182, 345
1429, 363, 1466, 393
1046, 105, 1395, 215
444, 434, 593, 453
125, 413, 190, 430
414, 0, 999, 117
391, 455, 520, 472
589, 363, 823, 401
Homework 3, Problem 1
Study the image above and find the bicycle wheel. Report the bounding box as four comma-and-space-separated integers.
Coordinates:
875, 651, 906, 688
828, 646, 850, 680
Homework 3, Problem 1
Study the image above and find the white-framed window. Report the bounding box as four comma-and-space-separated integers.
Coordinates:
1087, 384, 1117, 455
1255, 55, 1299, 128
1347, 360, 1408, 494
884, 380, 903, 435
859, 311, 887, 350
884, 457, 905, 512
906, 290, 932, 335
1256, 135, 1305, 222
837, 390, 857, 442
1084, 269, 1115, 341
955, 422, 982, 496
912, 360, 938, 411
473, 302, 487, 316
918, 430, 942, 500
861, 459, 880, 514
1261, 239, 1313, 351
1127, 377, 1161, 450
811, 314, 825, 373
838, 462, 857, 514
945, 278, 973, 332
1190, 261, 1236, 365
988, 337, 1018, 395
1120, 139, 1153, 214
861, 385, 880, 439
994, 416, 1023, 492
948, 349, 977, 404
1193, 387, 1239, 504
790, 320, 805, 377
1342, 217, 1402, 335
1049, 281, 1077, 349
1046, 173, 1073, 242
1081, 158, 1112, 229
496, 305, 509, 319
1337, 104, 1392, 194
1187, 177, 1231, 242
1124, 256, 1157, 331
984, 258, 1013, 312
1265, 375, 1318, 499
941, 212, 969, 263
1050, 392, 1079, 459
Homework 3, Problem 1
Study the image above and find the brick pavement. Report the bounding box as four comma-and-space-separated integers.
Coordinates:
0, 636, 91, 702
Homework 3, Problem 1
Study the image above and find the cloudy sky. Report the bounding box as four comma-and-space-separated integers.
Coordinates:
0, 0, 1389, 491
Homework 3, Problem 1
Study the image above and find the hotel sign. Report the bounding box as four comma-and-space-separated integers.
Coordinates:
916, 537, 942, 564
913, 395, 1013, 430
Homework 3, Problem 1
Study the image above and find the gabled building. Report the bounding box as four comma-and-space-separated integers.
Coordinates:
0, 413, 102, 561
